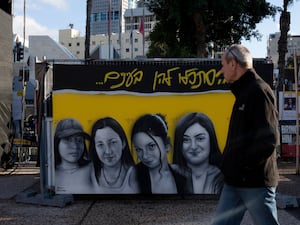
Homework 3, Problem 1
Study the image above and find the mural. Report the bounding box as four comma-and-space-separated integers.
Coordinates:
52, 60, 273, 195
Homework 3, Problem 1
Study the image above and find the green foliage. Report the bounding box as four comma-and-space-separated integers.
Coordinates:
146, 0, 278, 58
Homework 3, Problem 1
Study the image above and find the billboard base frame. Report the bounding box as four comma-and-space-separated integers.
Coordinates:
15, 191, 74, 207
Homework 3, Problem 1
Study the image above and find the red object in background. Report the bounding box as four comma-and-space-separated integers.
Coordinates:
139, 18, 144, 35
281, 144, 300, 158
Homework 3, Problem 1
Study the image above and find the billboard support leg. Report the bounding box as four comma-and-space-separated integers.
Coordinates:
15, 100, 74, 207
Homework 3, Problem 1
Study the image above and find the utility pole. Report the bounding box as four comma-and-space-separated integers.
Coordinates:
108, 0, 111, 59
295, 52, 300, 174
130, 0, 133, 59
142, 0, 145, 56
119, 0, 122, 58
21, 0, 26, 149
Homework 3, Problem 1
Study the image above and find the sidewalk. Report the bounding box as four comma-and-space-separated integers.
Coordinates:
0, 159, 299, 225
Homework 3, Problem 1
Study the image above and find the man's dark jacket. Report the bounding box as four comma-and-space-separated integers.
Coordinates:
221, 69, 279, 188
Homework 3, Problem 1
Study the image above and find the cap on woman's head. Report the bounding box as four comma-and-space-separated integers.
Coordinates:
55, 118, 90, 139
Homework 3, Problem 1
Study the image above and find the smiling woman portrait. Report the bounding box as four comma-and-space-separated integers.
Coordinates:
89, 117, 139, 194
172, 112, 223, 194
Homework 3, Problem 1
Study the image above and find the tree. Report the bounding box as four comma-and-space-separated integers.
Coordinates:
85, 0, 92, 60
146, 0, 277, 58
277, 0, 294, 91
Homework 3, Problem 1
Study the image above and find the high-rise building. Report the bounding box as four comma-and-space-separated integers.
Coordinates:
90, 0, 129, 35
60, 4, 156, 59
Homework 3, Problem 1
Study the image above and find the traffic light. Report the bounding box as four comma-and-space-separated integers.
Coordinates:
17, 46, 24, 61
16, 42, 24, 61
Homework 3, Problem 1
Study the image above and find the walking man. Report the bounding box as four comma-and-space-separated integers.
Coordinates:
212, 44, 280, 225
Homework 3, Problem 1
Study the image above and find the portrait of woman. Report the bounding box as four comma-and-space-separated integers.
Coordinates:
173, 112, 223, 194
89, 117, 139, 194
54, 118, 93, 193
131, 113, 186, 194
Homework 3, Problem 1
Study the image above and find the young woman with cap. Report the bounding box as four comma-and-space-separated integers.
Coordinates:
54, 118, 93, 193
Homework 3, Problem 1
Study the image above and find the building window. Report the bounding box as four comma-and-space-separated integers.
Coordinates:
113, 11, 119, 20
100, 12, 107, 21
77, 42, 80, 46
93, 13, 98, 22
76, 51, 80, 55
126, 48, 130, 53
134, 48, 138, 52
126, 25, 131, 31
134, 38, 138, 43
68, 43, 72, 47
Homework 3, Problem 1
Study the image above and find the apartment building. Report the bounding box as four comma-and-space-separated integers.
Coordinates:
267, 32, 300, 68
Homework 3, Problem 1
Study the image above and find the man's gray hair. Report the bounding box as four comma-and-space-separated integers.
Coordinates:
225, 44, 253, 69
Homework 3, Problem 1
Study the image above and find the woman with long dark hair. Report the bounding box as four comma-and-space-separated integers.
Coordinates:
89, 117, 139, 194
173, 112, 223, 194
131, 113, 185, 194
